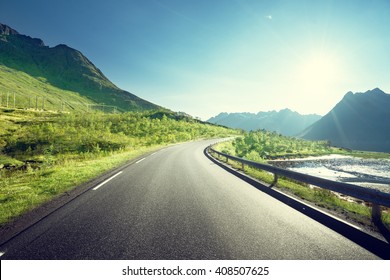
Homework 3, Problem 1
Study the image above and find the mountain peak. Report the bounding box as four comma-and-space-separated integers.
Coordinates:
343, 88, 387, 100
0, 23, 19, 35
343, 91, 354, 100
301, 88, 390, 152
1, 23, 45, 47
54, 43, 71, 49
366, 87, 385, 95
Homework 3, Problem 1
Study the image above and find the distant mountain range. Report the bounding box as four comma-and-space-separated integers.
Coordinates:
207, 109, 322, 136
0, 23, 160, 111
299, 88, 390, 152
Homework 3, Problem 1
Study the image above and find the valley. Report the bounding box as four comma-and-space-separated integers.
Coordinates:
1, 20, 389, 260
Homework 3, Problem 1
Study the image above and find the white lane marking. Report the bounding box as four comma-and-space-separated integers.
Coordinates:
0, 252, 5, 257
92, 171, 123, 191
151, 152, 157, 156
136, 158, 146, 164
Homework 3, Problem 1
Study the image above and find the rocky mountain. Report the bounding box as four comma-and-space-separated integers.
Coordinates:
0, 23, 160, 111
207, 109, 321, 136
299, 88, 390, 152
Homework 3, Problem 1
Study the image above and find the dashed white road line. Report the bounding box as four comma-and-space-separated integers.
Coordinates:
151, 152, 157, 156
92, 171, 123, 191
0, 252, 5, 257
135, 158, 146, 164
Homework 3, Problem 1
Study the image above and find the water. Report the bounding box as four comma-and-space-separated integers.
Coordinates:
269, 155, 390, 193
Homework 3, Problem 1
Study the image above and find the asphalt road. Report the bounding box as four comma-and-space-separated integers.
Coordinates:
0, 140, 381, 259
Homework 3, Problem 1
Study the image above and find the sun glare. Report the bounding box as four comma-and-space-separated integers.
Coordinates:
297, 52, 341, 89
289, 50, 344, 114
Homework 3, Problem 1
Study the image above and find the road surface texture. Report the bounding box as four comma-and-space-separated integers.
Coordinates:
0, 140, 383, 259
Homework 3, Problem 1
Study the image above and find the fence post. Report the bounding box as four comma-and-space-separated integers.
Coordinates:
372, 204, 382, 226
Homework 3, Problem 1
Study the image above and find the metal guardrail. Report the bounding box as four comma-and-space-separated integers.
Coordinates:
208, 146, 390, 225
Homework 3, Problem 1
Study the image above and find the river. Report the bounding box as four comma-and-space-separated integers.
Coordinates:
269, 155, 390, 194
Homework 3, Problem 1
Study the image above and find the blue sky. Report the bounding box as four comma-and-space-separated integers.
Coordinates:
1, 0, 389, 119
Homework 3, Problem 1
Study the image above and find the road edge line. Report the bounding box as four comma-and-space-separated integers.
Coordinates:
92, 171, 123, 191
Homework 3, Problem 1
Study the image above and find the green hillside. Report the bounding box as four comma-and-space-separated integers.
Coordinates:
0, 64, 93, 111
0, 23, 160, 112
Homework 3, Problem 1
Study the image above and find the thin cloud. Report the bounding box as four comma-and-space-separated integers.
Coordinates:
265, 15, 272, 20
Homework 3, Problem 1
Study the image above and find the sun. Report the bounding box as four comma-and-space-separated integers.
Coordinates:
297, 51, 341, 89
288, 49, 344, 114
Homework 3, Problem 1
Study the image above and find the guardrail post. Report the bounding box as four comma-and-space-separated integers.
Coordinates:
270, 173, 278, 188
372, 203, 382, 226
241, 162, 245, 171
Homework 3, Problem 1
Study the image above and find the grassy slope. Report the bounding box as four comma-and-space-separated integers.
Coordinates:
0, 64, 94, 112
0, 30, 160, 112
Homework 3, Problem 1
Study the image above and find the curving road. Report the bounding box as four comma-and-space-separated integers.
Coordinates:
0, 140, 381, 259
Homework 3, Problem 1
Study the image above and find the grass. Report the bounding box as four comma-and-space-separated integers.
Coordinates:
0, 145, 164, 225
0, 65, 93, 112
211, 142, 390, 227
